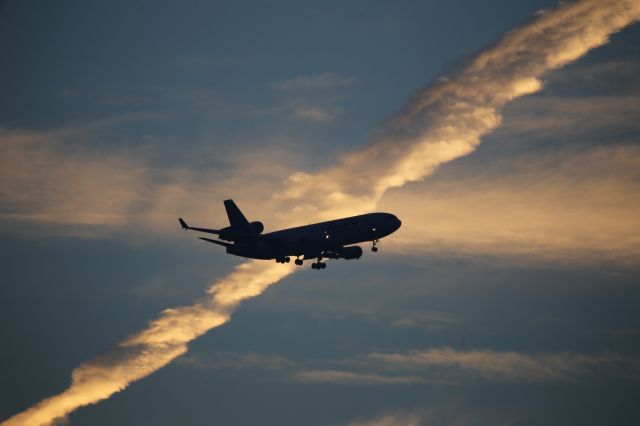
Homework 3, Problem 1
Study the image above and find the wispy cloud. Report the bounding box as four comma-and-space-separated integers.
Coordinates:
277, 0, 640, 223
293, 105, 337, 123
0, 125, 295, 238
178, 351, 297, 371
357, 348, 638, 383
178, 347, 640, 385
380, 145, 640, 264
391, 310, 458, 329
1, 261, 295, 426
274, 72, 355, 91
0, 127, 145, 232
294, 369, 425, 385
496, 95, 640, 141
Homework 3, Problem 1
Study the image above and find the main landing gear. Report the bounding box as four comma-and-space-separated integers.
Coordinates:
311, 256, 326, 270
311, 261, 326, 270
371, 239, 379, 252
279, 255, 325, 269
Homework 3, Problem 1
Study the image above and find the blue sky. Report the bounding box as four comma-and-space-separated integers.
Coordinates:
1, 1, 640, 425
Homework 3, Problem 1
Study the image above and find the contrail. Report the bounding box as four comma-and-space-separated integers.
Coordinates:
3, 1, 639, 424
2, 261, 295, 426
279, 0, 640, 220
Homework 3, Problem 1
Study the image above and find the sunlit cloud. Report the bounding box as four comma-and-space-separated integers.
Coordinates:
0, 126, 291, 237
380, 145, 640, 264
1, 261, 294, 426
0, 127, 146, 232
357, 347, 638, 382
4, 1, 640, 425
294, 369, 426, 385
179, 347, 639, 384
276, 0, 640, 223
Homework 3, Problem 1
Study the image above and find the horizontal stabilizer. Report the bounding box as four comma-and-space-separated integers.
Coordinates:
179, 218, 189, 230
198, 237, 232, 248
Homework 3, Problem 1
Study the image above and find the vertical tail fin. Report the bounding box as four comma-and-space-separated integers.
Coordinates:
223, 199, 249, 228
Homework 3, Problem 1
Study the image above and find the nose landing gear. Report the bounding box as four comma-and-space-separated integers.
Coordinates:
371, 239, 379, 252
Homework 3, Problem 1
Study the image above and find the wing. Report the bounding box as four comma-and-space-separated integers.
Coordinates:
198, 237, 233, 248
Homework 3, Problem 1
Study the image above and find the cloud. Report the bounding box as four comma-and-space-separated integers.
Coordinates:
356, 347, 638, 383
276, 0, 640, 223
177, 347, 639, 386
0, 125, 295, 238
379, 145, 640, 264
293, 106, 337, 123
391, 310, 458, 329
294, 369, 425, 385
0, 127, 146, 232
274, 72, 354, 91
5, 1, 640, 425
495, 95, 640, 142
178, 351, 296, 371
1, 261, 295, 426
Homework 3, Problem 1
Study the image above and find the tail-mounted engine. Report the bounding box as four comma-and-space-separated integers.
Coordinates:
248, 221, 264, 234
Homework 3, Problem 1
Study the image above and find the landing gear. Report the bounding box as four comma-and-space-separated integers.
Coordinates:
294, 257, 303, 266
371, 239, 379, 252
311, 256, 327, 270
276, 256, 291, 264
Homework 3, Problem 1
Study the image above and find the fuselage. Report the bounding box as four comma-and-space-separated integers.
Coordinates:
227, 212, 401, 260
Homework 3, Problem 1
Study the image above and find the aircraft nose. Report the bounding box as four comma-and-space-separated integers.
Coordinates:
393, 216, 402, 231
384, 214, 401, 232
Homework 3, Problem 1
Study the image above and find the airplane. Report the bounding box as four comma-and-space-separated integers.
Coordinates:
179, 199, 401, 270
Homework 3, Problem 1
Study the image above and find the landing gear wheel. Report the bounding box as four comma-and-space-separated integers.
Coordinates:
371, 246, 378, 252
320, 262, 327, 269
285, 256, 290, 263
295, 258, 303, 266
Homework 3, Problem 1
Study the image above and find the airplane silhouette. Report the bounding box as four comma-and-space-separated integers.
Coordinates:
179, 199, 401, 270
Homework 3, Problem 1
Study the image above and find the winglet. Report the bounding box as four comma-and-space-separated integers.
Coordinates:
178, 218, 189, 230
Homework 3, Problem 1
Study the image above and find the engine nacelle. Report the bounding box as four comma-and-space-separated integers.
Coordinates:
337, 245, 363, 260
248, 221, 264, 234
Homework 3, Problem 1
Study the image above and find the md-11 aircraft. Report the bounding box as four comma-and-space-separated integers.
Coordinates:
179, 199, 401, 270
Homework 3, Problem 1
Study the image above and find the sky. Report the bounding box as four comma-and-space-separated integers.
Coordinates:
1, 0, 640, 425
